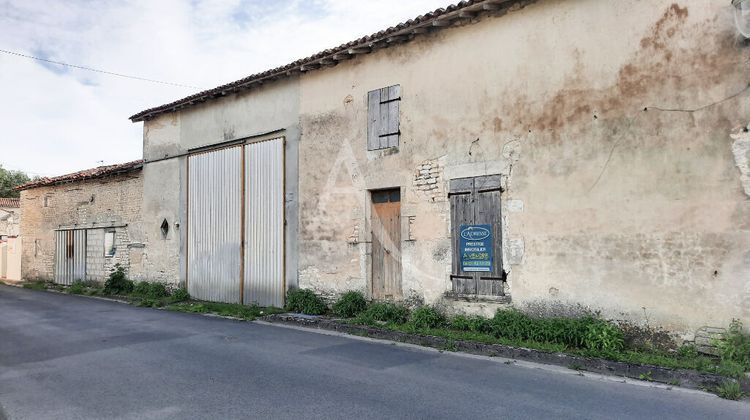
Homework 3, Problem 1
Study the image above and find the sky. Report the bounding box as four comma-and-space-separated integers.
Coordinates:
0, 0, 449, 177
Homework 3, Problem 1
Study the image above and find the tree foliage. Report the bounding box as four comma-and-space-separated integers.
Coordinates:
0, 165, 31, 198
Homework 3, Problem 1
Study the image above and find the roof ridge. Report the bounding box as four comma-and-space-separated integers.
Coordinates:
130, 0, 526, 121
15, 159, 144, 192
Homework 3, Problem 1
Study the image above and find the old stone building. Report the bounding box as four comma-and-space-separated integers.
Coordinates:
17, 161, 146, 284
123, 0, 749, 337
0, 198, 22, 281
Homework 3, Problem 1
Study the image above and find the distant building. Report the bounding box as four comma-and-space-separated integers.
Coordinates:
16, 161, 145, 284
0, 198, 22, 281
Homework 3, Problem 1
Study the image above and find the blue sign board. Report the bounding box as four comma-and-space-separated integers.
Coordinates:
459, 224, 493, 272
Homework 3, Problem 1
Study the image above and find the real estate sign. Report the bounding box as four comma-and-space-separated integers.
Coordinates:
459, 224, 493, 272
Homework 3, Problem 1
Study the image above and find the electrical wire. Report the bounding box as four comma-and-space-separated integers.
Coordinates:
0, 48, 202, 90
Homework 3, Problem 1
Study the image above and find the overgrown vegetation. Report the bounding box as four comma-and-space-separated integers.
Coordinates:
103, 264, 133, 295
356, 302, 410, 325
166, 302, 284, 320
716, 381, 745, 400
22, 281, 47, 291
285, 288, 327, 315
132, 281, 169, 299
332, 291, 367, 318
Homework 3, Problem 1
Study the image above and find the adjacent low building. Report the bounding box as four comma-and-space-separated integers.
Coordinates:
0, 198, 22, 281
17, 161, 145, 284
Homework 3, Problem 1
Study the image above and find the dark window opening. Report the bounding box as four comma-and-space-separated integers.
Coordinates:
160, 219, 170, 238
371, 189, 401, 204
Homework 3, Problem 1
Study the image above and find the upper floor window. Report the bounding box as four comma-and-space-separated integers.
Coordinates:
367, 85, 401, 150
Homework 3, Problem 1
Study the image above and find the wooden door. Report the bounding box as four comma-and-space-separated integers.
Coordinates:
371, 189, 402, 299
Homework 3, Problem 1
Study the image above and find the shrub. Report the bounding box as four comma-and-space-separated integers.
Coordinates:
716, 320, 750, 369
133, 281, 151, 296
332, 291, 368, 318
68, 280, 86, 295
677, 344, 698, 359
171, 288, 190, 303
285, 288, 327, 315
488, 309, 622, 351
357, 302, 409, 325
716, 381, 745, 400
449, 315, 493, 334
132, 281, 169, 299
410, 306, 446, 329
103, 264, 133, 295
584, 320, 625, 353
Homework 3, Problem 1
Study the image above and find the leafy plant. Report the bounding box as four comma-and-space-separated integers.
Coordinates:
103, 264, 133, 295
638, 371, 654, 382
716, 381, 745, 400
677, 344, 698, 358
410, 305, 446, 329
450, 315, 493, 334
170, 288, 190, 303
716, 320, 750, 369
68, 280, 86, 295
22, 281, 47, 291
356, 302, 410, 325
285, 288, 327, 315
332, 291, 368, 318
584, 320, 625, 353
132, 281, 169, 299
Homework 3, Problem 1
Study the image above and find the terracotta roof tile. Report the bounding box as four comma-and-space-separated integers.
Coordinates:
130, 0, 527, 121
0, 198, 20, 208
15, 160, 143, 191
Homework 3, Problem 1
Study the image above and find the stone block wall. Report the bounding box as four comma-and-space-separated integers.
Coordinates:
20, 170, 144, 282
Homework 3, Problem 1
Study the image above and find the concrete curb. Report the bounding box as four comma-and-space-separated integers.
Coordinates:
262, 313, 744, 394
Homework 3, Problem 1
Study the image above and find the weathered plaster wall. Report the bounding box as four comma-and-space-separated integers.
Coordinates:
141, 78, 301, 288
19, 171, 144, 282
297, 0, 750, 334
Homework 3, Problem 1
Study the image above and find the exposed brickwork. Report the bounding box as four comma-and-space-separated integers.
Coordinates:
412, 157, 446, 202
19, 171, 144, 282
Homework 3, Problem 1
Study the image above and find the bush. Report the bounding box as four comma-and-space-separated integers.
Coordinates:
449, 315, 492, 333
68, 280, 86, 295
716, 381, 745, 400
170, 288, 190, 303
584, 320, 625, 353
332, 291, 368, 318
488, 309, 623, 351
410, 306, 446, 329
285, 288, 327, 315
716, 320, 750, 369
132, 281, 169, 299
357, 302, 409, 325
103, 264, 133, 295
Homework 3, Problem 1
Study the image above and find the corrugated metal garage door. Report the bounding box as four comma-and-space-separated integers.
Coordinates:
54, 229, 86, 285
244, 138, 284, 307
187, 146, 243, 303
186, 139, 285, 306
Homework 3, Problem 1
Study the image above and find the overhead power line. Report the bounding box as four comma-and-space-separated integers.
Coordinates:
0, 48, 202, 90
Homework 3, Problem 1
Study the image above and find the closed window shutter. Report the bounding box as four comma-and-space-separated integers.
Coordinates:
368, 85, 400, 150
449, 175, 505, 297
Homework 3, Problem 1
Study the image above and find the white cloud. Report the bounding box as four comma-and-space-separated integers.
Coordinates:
0, 0, 449, 176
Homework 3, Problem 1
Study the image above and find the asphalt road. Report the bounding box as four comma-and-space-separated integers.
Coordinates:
0, 285, 747, 419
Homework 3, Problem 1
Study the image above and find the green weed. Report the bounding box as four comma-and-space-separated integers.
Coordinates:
285, 288, 327, 315
716, 381, 745, 400
332, 291, 367, 318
